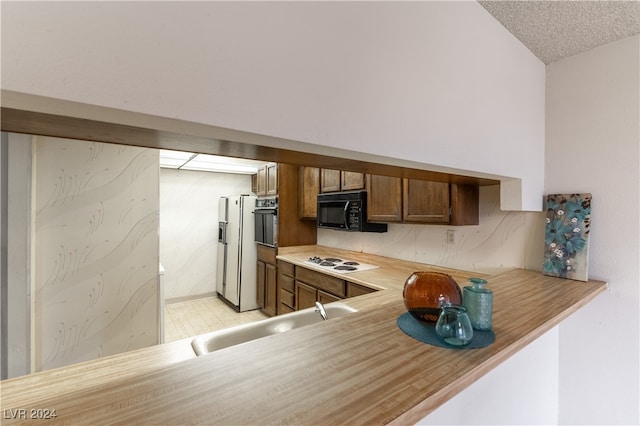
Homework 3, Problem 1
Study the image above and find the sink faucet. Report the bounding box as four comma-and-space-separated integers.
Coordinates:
315, 301, 328, 321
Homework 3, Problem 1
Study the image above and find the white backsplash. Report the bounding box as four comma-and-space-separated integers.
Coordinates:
318, 185, 544, 275
159, 169, 252, 301
34, 137, 159, 371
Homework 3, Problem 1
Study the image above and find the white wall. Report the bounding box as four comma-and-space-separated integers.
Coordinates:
546, 36, 640, 425
33, 137, 160, 371
160, 168, 252, 301
422, 327, 559, 425
0, 1, 545, 211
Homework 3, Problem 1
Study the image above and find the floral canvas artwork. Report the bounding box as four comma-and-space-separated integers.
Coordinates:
543, 193, 592, 281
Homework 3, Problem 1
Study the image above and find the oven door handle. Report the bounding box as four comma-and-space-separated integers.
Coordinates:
343, 201, 350, 229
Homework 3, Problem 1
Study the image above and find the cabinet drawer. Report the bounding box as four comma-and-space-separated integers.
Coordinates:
279, 274, 295, 292
257, 245, 277, 264
277, 260, 295, 277
296, 267, 345, 298
280, 289, 295, 309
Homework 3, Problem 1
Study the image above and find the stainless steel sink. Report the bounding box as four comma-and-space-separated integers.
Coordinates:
191, 302, 357, 356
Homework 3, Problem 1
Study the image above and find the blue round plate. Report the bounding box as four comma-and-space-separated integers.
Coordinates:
397, 312, 495, 349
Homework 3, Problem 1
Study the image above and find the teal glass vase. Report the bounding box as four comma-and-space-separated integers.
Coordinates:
435, 304, 474, 346
463, 278, 493, 331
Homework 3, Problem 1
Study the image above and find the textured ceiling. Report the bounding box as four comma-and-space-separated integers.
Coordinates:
478, 0, 640, 64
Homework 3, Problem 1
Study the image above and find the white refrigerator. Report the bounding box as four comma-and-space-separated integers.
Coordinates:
217, 195, 259, 312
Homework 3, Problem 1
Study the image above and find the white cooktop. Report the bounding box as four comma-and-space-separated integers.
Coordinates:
303, 257, 380, 274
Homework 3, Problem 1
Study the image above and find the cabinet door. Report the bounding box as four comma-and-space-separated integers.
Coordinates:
366, 175, 402, 222
251, 173, 258, 194
299, 166, 319, 220
318, 290, 341, 304
320, 169, 341, 193
450, 184, 479, 226
266, 163, 278, 196
264, 263, 278, 317
341, 171, 365, 191
256, 260, 266, 308
257, 166, 267, 196
346, 282, 376, 298
403, 179, 450, 224
296, 281, 317, 310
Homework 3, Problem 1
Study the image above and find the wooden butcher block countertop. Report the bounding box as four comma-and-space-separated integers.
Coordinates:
0, 245, 606, 425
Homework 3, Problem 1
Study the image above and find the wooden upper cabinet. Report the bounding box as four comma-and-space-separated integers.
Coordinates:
256, 166, 267, 196
341, 171, 365, 191
366, 175, 403, 222
276, 164, 318, 247
366, 175, 479, 225
256, 162, 280, 196
251, 173, 258, 194
403, 179, 450, 224
403, 180, 479, 225
299, 166, 319, 220
320, 169, 341, 193
266, 163, 278, 196
449, 183, 479, 226
320, 169, 365, 193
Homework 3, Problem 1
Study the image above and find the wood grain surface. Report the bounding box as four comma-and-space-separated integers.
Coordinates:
0, 245, 606, 425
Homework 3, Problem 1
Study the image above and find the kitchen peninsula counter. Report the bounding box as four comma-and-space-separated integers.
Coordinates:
1, 245, 606, 425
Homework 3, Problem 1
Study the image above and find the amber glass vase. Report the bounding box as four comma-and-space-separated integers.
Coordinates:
402, 272, 463, 323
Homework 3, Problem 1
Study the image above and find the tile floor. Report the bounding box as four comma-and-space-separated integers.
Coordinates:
164, 296, 268, 343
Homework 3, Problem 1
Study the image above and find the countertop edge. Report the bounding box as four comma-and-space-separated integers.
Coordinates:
389, 279, 608, 424
0, 246, 609, 425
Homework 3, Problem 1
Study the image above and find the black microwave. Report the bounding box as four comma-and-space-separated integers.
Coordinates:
317, 191, 387, 233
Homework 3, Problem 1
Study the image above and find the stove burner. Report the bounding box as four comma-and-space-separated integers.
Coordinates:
320, 261, 336, 267
343, 261, 359, 266
324, 258, 343, 263
334, 265, 357, 271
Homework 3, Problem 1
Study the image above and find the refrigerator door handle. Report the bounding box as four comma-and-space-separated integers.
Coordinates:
218, 221, 227, 244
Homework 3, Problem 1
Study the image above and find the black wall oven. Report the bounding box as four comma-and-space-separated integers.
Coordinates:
254, 196, 278, 247
317, 191, 387, 233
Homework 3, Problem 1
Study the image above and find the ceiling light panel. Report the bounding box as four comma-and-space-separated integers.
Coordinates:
159, 151, 266, 174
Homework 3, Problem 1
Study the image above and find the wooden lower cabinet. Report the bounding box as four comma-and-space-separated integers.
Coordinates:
346, 281, 376, 298
265, 263, 277, 316
277, 260, 296, 314
296, 281, 318, 310
318, 290, 341, 304
256, 260, 266, 309
295, 281, 342, 309
276, 261, 378, 314
296, 267, 346, 298
257, 245, 278, 317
